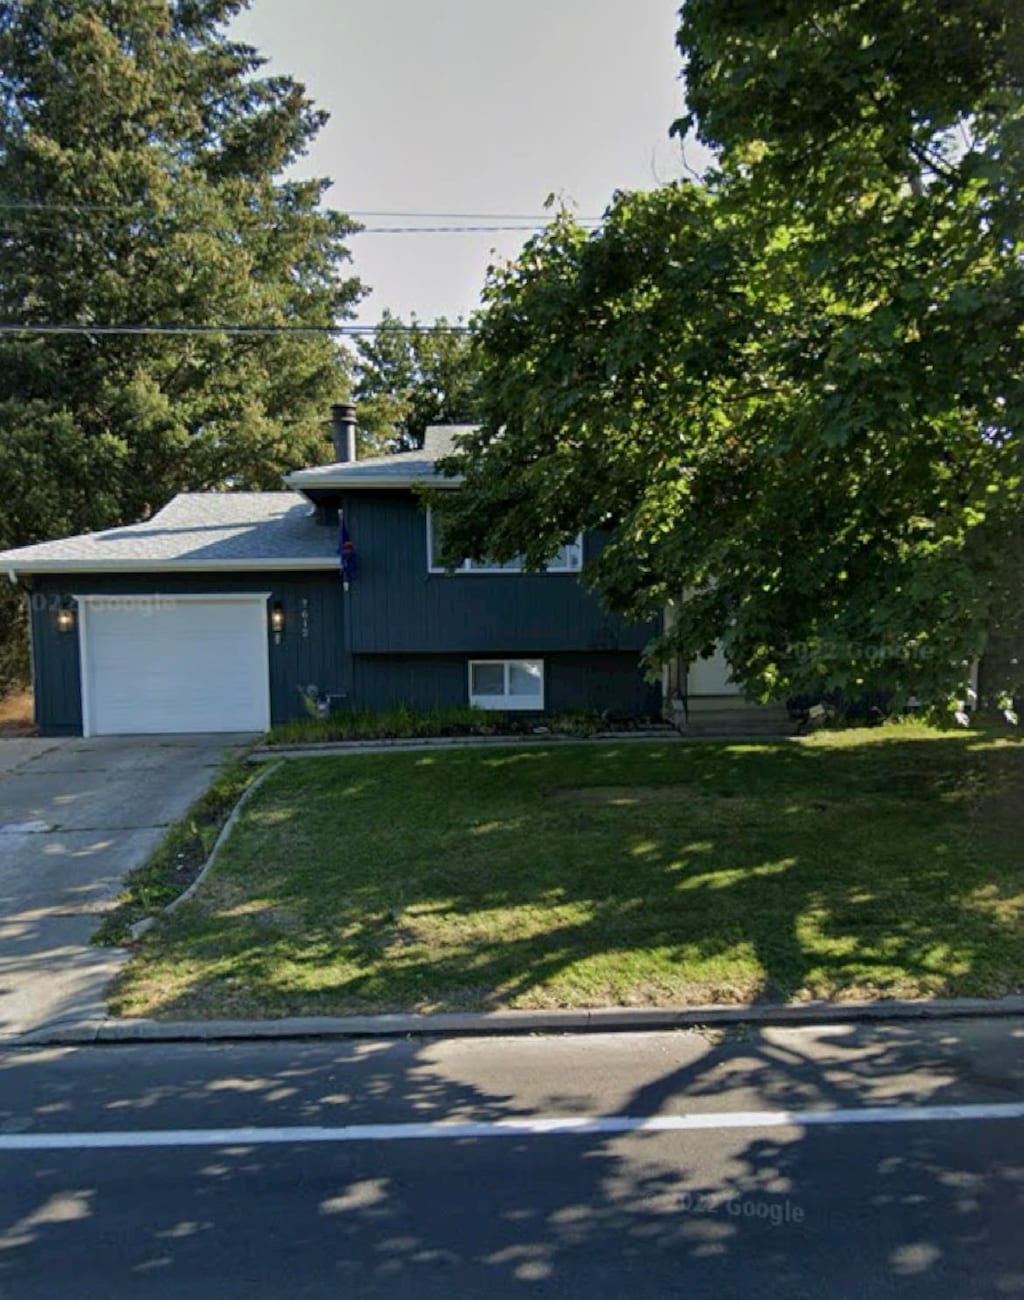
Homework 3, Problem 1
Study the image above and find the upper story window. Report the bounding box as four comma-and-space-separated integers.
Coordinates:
426, 508, 582, 574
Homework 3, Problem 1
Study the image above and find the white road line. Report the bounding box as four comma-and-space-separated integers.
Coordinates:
1, 1102, 1023, 1151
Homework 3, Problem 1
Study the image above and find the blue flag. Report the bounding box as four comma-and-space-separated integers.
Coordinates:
339, 514, 356, 583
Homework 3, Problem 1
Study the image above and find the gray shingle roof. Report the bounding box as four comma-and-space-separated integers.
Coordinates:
0, 424, 479, 575
284, 424, 474, 490
0, 492, 339, 573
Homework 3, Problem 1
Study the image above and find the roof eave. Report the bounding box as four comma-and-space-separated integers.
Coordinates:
283, 472, 463, 490
3, 558, 340, 576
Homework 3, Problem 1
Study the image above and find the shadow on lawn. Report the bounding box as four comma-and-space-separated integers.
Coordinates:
114, 733, 1023, 1019
1, 1019, 1022, 1295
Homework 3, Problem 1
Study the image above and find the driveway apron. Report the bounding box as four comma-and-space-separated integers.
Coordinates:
0, 735, 252, 1037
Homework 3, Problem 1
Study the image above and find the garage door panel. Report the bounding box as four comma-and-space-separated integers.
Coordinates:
83, 597, 270, 736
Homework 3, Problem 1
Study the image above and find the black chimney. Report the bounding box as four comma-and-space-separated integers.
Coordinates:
330, 402, 357, 463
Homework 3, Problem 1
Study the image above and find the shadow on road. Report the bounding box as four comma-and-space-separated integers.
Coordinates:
0, 1020, 1021, 1297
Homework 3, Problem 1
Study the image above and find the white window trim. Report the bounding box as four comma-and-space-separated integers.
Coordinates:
426, 508, 582, 575
468, 659, 545, 711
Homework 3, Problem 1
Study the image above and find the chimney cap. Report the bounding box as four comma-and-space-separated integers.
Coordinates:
330, 402, 357, 464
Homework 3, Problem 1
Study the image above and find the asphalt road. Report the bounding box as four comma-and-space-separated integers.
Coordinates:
1, 1020, 1022, 1298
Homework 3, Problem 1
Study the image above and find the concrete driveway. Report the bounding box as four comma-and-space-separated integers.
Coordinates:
0, 735, 253, 1038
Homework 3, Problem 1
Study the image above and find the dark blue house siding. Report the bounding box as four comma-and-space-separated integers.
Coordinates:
28, 588, 83, 735
27, 572, 346, 734
354, 652, 661, 716
25, 497, 661, 735
342, 492, 654, 654
352, 654, 468, 711
546, 653, 661, 715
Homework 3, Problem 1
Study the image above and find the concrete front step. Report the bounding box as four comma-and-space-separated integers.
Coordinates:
686, 695, 789, 715
683, 723, 794, 737
681, 701, 794, 737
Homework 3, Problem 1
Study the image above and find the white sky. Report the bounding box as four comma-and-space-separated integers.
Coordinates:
230, 0, 713, 324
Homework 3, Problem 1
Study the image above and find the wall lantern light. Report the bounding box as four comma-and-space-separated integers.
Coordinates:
55, 605, 75, 634
270, 603, 285, 642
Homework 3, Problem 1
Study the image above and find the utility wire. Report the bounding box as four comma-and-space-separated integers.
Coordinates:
0, 199, 602, 223
350, 209, 600, 221
1, 221, 583, 235
0, 322, 473, 337
2, 218, 583, 236
356, 224, 562, 234
0, 227, 551, 238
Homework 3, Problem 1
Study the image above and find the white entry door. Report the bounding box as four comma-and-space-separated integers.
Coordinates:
80, 594, 271, 736
686, 643, 743, 697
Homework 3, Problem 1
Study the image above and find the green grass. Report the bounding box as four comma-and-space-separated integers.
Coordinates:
108, 722, 1024, 1019
93, 760, 261, 946
265, 705, 653, 746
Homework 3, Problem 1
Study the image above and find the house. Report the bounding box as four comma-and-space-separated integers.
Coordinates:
0, 406, 667, 736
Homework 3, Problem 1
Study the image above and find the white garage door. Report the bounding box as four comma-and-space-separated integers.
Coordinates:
80, 595, 271, 736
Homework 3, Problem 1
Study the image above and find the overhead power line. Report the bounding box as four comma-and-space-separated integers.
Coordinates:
0, 199, 603, 223
0, 322, 473, 337
2, 216, 589, 238
0, 200, 134, 213
348, 209, 602, 223
2, 221, 580, 238
356, 224, 563, 234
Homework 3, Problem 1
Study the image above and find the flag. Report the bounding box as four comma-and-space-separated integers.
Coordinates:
338, 514, 356, 584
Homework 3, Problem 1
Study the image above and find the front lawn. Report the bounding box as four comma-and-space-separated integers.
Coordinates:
109, 724, 1024, 1019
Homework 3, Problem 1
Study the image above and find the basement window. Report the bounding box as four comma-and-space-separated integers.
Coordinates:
469, 659, 544, 710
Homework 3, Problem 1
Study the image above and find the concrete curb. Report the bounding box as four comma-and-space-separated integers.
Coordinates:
162, 760, 282, 917
126, 760, 283, 941
248, 731, 795, 761
12, 995, 1024, 1048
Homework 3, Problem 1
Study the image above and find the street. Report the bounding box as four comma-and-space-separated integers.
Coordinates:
1, 1019, 1022, 1298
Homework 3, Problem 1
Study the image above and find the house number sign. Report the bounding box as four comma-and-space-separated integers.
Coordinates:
300, 598, 310, 639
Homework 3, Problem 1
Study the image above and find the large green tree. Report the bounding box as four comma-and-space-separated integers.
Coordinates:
352, 310, 479, 455
437, 1, 1023, 712
0, 0, 362, 690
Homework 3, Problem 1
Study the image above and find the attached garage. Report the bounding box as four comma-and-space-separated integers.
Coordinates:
0, 493, 344, 737
78, 594, 271, 736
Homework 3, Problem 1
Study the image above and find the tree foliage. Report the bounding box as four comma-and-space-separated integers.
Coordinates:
352, 310, 479, 455
437, 0, 1023, 710
0, 0, 363, 690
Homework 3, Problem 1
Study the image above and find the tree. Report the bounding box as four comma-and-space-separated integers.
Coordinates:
0, 0, 362, 691
352, 310, 479, 455
435, 1, 1023, 712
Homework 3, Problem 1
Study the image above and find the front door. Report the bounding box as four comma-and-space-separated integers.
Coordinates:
686, 643, 743, 697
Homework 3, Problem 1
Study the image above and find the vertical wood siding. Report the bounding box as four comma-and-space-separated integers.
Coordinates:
353, 652, 660, 716
342, 492, 656, 654
28, 572, 346, 734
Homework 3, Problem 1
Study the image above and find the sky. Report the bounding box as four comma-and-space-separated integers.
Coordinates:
230, 0, 713, 325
